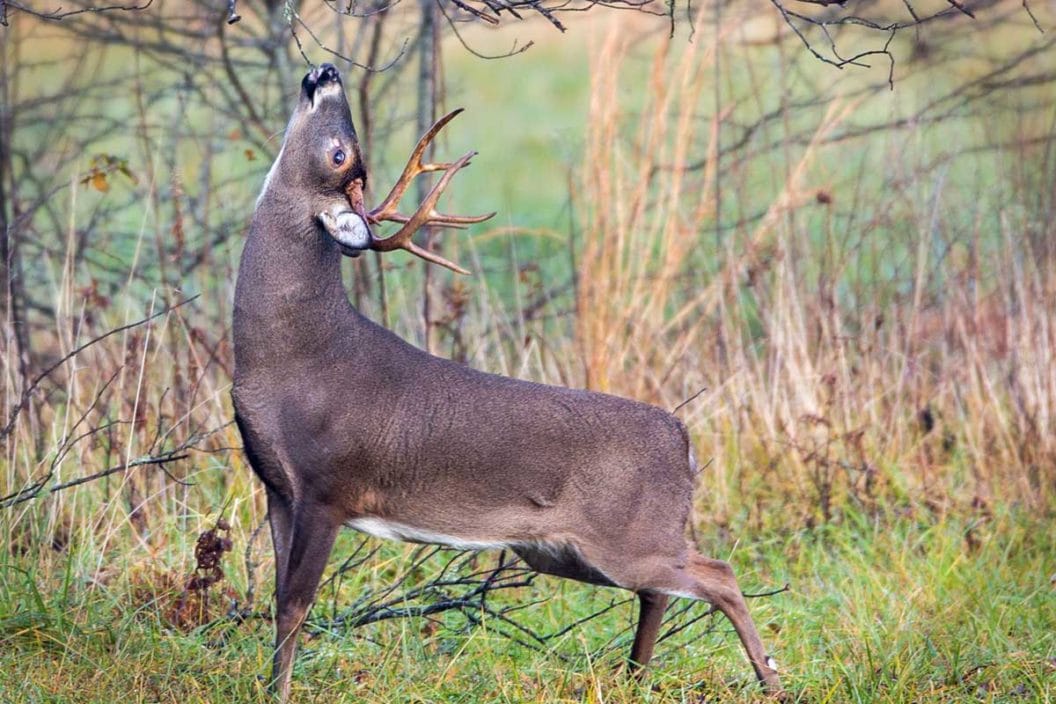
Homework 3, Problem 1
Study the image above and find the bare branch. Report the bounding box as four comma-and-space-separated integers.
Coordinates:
3, 0, 152, 23
770, 0, 1047, 77
0, 452, 189, 508
438, 0, 533, 59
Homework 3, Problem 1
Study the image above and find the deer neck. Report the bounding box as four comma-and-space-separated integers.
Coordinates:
233, 192, 363, 377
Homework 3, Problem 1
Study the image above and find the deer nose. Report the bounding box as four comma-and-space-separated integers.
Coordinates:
309, 63, 339, 86
320, 63, 339, 83
302, 63, 341, 103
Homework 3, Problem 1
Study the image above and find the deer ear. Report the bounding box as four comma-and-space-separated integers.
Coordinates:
318, 207, 370, 254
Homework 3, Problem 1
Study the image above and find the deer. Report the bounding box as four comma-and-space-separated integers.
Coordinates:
232, 63, 783, 702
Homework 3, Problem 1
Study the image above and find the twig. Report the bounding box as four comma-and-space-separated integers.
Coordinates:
3, 0, 152, 22
0, 416, 229, 509
436, 0, 533, 60
672, 386, 708, 413
0, 452, 189, 508
945, 0, 975, 19
292, 8, 409, 72
743, 582, 791, 599
240, 516, 269, 615
1022, 0, 1043, 33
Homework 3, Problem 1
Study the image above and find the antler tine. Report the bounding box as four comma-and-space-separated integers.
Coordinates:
369, 151, 480, 251
367, 108, 467, 223
360, 108, 495, 275
377, 212, 495, 229
399, 240, 472, 276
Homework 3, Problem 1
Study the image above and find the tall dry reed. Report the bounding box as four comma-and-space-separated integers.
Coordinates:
569, 16, 1055, 528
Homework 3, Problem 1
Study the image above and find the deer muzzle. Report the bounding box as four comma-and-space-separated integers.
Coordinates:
301, 62, 342, 107
318, 205, 370, 256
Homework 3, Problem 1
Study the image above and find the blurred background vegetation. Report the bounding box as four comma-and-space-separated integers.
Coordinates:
1, 1, 1054, 701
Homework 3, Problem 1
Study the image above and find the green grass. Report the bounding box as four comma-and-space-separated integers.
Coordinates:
1, 506, 1052, 702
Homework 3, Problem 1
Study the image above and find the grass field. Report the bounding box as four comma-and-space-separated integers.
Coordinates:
2, 507, 1053, 702
2, 3, 1055, 702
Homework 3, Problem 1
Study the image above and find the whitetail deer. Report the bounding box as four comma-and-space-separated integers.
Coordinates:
233, 64, 783, 701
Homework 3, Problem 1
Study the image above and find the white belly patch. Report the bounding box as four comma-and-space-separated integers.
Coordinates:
347, 517, 509, 552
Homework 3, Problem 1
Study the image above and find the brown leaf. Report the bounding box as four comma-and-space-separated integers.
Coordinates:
91, 171, 109, 193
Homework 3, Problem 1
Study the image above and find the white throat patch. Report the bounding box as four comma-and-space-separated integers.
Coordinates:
256, 141, 285, 208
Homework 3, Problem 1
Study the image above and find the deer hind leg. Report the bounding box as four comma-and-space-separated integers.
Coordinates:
679, 552, 781, 693
611, 549, 782, 694
270, 505, 340, 703
628, 590, 669, 674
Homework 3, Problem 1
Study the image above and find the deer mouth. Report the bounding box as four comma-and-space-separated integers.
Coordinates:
301, 63, 342, 108
319, 178, 373, 257
318, 204, 371, 257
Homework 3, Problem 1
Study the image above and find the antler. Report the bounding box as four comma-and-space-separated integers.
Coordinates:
347, 108, 495, 275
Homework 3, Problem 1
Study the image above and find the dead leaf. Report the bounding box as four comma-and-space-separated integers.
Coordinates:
91, 171, 109, 193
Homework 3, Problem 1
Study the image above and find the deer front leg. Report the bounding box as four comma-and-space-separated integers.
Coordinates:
629, 590, 669, 674
266, 487, 293, 602
270, 506, 340, 702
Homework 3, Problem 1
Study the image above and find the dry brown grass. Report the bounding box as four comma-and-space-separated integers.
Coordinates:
566, 15, 1055, 529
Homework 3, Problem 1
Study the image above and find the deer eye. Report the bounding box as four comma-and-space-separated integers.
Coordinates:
332, 149, 346, 167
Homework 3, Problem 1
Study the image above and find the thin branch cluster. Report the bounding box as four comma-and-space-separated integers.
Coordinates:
768, 0, 1045, 86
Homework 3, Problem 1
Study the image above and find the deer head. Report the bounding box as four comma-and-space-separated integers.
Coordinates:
261, 63, 493, 270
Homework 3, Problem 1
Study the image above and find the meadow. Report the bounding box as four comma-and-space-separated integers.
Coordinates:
1, 3, 1054, 702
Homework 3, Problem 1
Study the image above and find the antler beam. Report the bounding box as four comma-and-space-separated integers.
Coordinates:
347, 109, 495, 275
